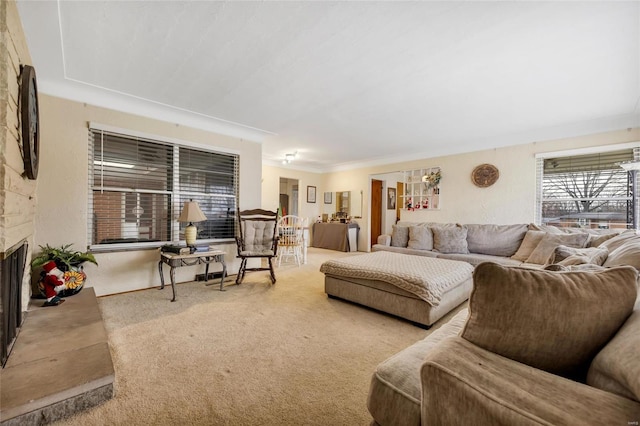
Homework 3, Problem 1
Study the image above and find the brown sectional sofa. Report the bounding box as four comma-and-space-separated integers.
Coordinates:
368, 227, 640, 425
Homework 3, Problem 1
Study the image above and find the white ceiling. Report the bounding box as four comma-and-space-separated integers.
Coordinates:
16, 1, 640, 172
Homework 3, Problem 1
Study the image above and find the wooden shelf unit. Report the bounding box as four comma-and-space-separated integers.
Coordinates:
400, 167, 441, 210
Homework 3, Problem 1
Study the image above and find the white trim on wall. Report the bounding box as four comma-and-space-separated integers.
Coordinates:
88, 122, 243, 155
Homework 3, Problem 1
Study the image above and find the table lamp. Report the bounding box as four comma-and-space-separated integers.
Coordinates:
178, 200, 207, 247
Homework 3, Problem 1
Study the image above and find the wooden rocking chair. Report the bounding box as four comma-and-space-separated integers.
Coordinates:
235, 208, 279, 284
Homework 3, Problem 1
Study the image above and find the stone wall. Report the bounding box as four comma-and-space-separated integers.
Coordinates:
1, 1, 37, 310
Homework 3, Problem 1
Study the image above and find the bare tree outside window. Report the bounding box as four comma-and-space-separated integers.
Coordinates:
541, 150, 635, 229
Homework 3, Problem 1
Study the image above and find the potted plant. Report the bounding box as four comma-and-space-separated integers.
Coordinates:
31, 244, 98, 298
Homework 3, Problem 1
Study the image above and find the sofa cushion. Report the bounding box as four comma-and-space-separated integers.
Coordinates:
435, 252, 524, 267
432, 226, 469, 254
407, 225, 433, 250
464, 224, 528, 257
587, 308, 640, 402
524, 232, 589, 265
553, 245, 609, 266
603, 240, 640, 271
391, 225, 409, 247
372, 244, 439, 258
511, 230, 546, 261
461, 262, 638, 380
367, 309, 468, 426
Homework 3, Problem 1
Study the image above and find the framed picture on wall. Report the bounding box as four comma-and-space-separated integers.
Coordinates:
387, 187, 396, 210
307, 186, 317, 203
324, 192, 332, 204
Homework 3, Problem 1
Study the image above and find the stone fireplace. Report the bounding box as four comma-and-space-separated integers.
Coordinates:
0, 240, 28, 367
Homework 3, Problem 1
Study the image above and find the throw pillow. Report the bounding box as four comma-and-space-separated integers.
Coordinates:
525, 232, 589, 265
511, 230, 546, 261
432, 226, 469, 254
587, 232, 619, 248
461, 262, 638, 380
544, 264, 607, 272
391, 225, 409, 248
464, 224, 528, 257
598, 230, 639, 252
553, 245, 609, 266
407, 226, 433, 250
603, 240, 640, 271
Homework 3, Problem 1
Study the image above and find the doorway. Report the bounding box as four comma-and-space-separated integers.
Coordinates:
279, 178, 299, 216
370, 179, 383, 248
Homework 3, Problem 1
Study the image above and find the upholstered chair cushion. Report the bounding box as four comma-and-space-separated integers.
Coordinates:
461, 262, 638, 380
524, 232, 589, 265
511, 230, 546, 261
432, 226, 469, 254
407, 225, 433, 250
464, 224, 528, 257
553, 245, 609, 266
391, 225, 410, 247
241, 220, 276, 253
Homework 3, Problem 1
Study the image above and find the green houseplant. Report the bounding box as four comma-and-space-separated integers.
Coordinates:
31, 244, 98, 271
31, 244, 98, 298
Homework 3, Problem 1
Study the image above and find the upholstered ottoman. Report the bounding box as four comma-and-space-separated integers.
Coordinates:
320, 251, 473, 328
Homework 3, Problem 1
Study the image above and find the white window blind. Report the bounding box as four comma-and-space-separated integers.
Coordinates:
88, 129, 239, 249
538, 147, 639, 229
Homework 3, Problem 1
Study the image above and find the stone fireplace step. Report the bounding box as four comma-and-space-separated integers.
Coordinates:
0, 287, 114, 425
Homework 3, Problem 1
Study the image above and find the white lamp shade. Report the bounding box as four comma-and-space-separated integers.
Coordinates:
177, 201, 207, 223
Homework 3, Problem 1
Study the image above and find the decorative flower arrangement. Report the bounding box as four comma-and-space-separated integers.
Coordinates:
422, 170, 441, 189
31, 244, 97, 298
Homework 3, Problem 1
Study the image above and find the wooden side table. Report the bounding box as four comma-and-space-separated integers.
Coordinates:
158, 250, 227, 302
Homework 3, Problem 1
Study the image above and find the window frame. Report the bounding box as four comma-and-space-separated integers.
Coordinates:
535, 142, 640, 230
87, 123, 240, 252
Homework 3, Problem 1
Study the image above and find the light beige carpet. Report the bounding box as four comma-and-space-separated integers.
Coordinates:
54, 248, 465, 426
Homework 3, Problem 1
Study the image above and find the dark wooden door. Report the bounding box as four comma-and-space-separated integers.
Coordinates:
370, 179, 383, 248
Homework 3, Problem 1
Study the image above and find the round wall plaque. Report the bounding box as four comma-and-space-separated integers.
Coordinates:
20, 64, 40, 180
472, 164, 499, 187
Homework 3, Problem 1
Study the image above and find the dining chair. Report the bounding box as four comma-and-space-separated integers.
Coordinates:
277, 215, 304, 267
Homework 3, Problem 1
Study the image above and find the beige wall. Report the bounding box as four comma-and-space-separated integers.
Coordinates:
1, 1, 37, 310
320, 128, 639, 251
35, 95, 263, 296
262, 164, 323, 222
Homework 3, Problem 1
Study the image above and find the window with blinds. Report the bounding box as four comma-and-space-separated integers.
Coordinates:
88, 128, 239, 249
538, 147, 639, 229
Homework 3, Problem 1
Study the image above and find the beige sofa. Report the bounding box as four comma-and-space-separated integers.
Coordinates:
368, 262, 640, 425
373, 222, 639, 270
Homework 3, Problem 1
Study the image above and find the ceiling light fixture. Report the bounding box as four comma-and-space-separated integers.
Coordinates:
282, 152, 297, 164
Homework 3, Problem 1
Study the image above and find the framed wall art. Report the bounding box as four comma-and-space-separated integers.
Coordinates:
387, 187, 396, 210
324, 191, 332, 204
307, 186, 317, 203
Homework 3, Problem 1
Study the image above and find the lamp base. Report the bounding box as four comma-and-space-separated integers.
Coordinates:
185, 223, 197, 247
